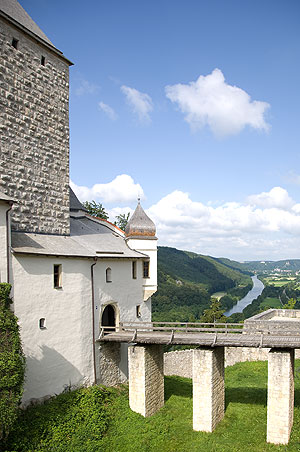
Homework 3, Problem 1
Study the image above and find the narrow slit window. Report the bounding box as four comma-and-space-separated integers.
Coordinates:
106, 267, 112, 283
12, 38, 19, 49
132, 261, 137, 279
54, 264, 62, 288
41, 55, 45, 66
39, 318, 46, 329
143, 261, 150, 278
136, 305, 141, 318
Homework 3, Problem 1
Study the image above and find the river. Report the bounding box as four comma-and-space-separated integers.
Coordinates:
224, 275, 264, 317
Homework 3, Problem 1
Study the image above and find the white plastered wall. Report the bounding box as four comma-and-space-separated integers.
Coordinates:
126, 237, 158, 300
0, 202, 9, 283
12, 254, 151, 403
12, 254, 93, 404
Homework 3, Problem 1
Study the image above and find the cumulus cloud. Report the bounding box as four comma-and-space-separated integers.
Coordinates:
146, 186, 300, 260
121, 85, 153, 122
165, 68, 270, 137
75, 79, 99, 96
70, 174, 144, 204
98, 101, 118, 120
247, 187, 293, 210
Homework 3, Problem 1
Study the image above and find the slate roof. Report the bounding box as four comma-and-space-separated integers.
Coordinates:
125, 201, 156, 238
0, 0, 54, 47
69, 187, 88, 212
11, 215, 146, 259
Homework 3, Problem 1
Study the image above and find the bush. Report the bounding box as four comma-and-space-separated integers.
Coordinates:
0, 283, 25, 444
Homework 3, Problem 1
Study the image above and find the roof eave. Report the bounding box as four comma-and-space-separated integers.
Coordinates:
0, 10, 74, 65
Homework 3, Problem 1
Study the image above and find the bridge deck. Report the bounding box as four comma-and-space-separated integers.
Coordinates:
100, 331, 300, 348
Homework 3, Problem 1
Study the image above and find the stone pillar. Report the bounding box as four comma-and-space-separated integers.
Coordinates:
267, 348, 295, 445
193, 347, 225, 432
128, 344, 164, 417
98, 342, 123, 386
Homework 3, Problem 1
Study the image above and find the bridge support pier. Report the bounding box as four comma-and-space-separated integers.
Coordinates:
193, 347, 225, 432
267, 348, 294, 445
128, 344, 164, 417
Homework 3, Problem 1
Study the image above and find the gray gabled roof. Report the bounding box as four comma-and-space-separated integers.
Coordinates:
0, 0, 54, 47
11, 215, 146, 259
69, 187, 88, 212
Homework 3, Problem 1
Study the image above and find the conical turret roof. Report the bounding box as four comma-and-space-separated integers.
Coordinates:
125, 201, 156, 238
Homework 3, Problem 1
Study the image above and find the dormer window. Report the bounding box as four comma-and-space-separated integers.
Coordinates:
106, 267, 112, 283
143, 261, 150, 278
41, 55, 45, 66
12, 38, 19, 49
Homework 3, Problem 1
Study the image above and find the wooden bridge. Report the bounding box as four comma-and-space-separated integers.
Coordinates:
100, 320, 300, 348
98, 319, 300, 446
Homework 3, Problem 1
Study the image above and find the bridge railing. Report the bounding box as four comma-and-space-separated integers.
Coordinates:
118, 321, 244, 334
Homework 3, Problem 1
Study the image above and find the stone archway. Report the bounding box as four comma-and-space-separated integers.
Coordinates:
101, 304, 115, 331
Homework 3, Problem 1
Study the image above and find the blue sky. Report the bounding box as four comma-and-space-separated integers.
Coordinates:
21, 0, 300, 260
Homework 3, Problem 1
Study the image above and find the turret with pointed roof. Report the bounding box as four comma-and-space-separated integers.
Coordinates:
125, 200, 156, 239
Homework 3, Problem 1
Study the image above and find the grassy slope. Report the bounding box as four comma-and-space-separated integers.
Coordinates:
5, 361, 300, 452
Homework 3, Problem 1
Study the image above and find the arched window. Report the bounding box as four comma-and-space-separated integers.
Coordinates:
106, 267, 112, 283
39, 318, 46, 329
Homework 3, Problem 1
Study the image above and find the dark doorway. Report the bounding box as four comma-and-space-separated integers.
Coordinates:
101, 305, 116, 332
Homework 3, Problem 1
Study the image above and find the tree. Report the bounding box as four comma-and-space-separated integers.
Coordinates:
83, 200, 108, 220
282, 298, 297, 309
114, 212, 130, 231
0, 283, 25, 444
201, 299, 226, 323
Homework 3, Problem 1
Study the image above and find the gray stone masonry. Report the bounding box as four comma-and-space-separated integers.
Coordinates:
128, 344, 164, 417
267, 348, 295, 445
0, 18, 70, 234
98, 343, 125, 386
193, 347, 225, 432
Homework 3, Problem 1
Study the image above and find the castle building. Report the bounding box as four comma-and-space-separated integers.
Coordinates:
0, 0, 157, 405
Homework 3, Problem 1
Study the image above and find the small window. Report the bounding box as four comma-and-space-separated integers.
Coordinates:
106, 267, 112, 283
39, 318, 46, 329
54, 264, 62, 288
132, 261, 137, 279
143, 261, 150, 278
41, 55, 45, 66
136, 305, 141, 318
12, 38, 19, 49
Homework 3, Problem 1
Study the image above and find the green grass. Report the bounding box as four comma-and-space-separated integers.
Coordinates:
5, 361, 300, 452
260, 297, 282, 309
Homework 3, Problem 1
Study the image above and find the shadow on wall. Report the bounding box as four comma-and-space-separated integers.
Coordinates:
23, 345, 85, 406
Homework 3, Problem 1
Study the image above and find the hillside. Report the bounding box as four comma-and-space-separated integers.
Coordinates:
152, 247, 252, 322
242, 259, 300, 272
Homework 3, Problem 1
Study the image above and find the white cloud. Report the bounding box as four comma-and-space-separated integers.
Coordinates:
98, 101, 118, 120
165, 68, 270, 137
146, 186, 300, 260
247, 187, 293, 210
75, 79, 99, 96
121, 85, 153, 122
70, 174, 144, 205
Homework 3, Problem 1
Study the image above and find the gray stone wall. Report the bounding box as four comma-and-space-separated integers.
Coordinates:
98, 343, 126, 386
0, 18, 70, 235
164, 348, 300, 378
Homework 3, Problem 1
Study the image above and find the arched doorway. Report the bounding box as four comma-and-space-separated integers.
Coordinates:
101, 304, 116, 333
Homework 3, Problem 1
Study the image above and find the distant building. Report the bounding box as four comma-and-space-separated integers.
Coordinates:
0, 0, 157, 405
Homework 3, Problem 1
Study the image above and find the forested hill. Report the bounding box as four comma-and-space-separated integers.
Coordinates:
243, 259, 300, 272
152, 246, 252, 322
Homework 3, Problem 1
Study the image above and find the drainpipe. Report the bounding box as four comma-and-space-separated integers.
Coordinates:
6, 202, 13, 284
91, 257, 97, 385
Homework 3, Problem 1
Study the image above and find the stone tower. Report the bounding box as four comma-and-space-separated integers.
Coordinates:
0, 0, 72, 235
125, 200, 158, 300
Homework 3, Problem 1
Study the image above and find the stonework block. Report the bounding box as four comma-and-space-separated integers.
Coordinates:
0, 18, 70, 235
128, 344, 164, 417
193, 347, 225, 432
98, 342, 123, 386
267, 348, 294, 445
